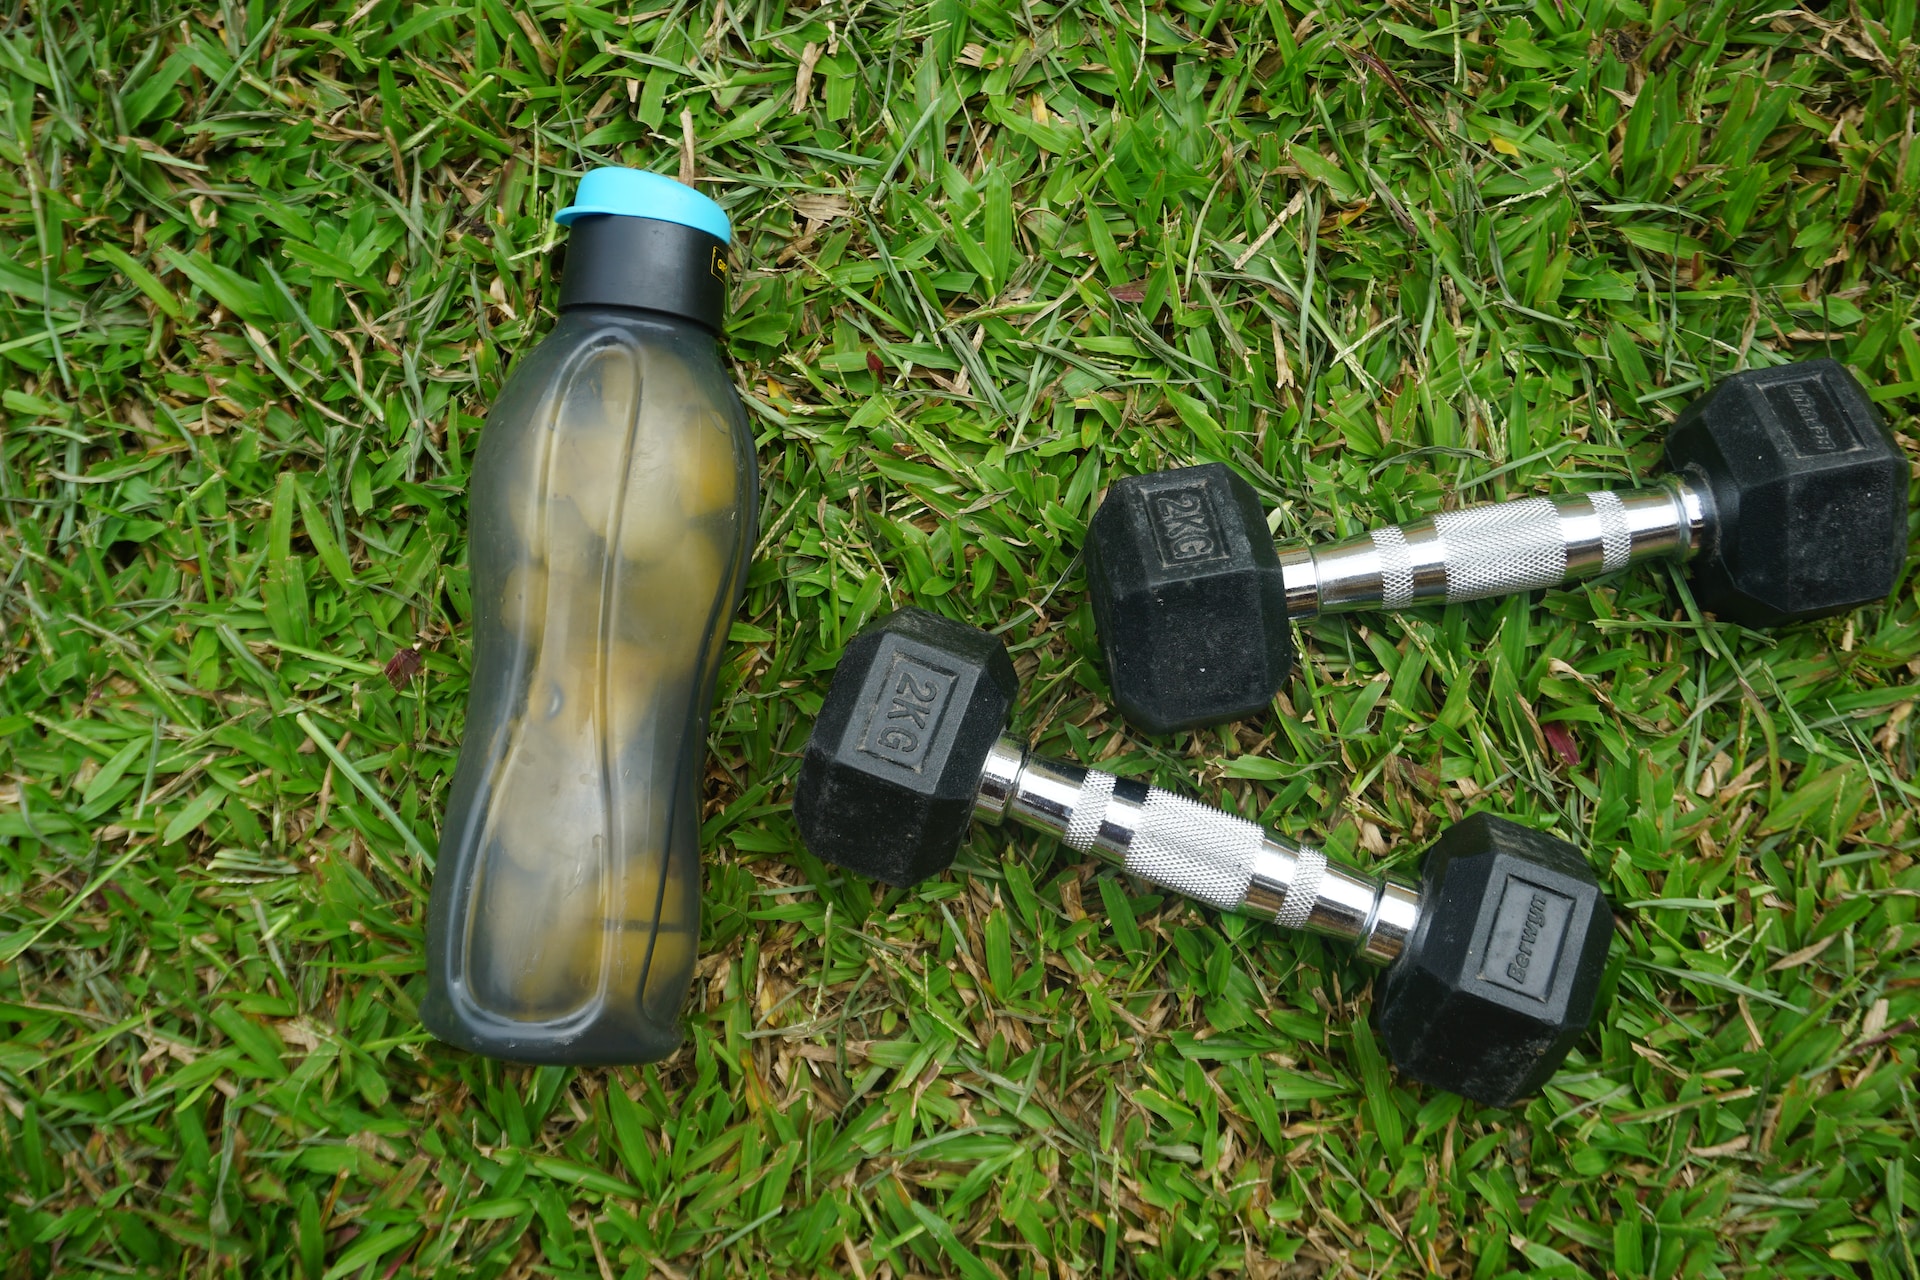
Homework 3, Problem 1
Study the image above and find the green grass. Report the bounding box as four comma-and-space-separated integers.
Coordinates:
3, 0, 1919, 1275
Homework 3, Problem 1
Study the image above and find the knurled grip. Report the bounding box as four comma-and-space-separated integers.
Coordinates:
1371, 525, 1416, 608
1589, 491, 1634, 573
1054, 771, 1343, 929
1121, 787, 1263, 912
1429, 497, 1569, 602
1062, 770, 1115, 851
1273, 845, 1325, 931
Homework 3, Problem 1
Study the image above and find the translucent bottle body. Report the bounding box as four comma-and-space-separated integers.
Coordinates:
424, 308, 755, 1062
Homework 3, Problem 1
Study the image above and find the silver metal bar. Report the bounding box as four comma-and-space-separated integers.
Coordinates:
1280, 481, 1709, 620
973, 736, 1420, 963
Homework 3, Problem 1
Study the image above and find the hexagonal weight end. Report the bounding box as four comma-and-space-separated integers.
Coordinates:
1667, 359, 1909, 627
1374, 814, 1612, 1107
792, 609, 1017, 887
1086, 464, 1296, 734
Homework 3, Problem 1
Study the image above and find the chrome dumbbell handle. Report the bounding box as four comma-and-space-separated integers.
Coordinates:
973, 736, 1419, 963
1279, 482, 1711, 620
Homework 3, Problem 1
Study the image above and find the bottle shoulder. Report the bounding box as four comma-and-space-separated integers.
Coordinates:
550, 306, 718, 349
489, 310, 730, 403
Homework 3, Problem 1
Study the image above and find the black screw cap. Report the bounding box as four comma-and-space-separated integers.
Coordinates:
1668, 359, 1909, 627
792, 609, 1017, 887
1085, 464, 1294, 734
558, 214, 728, 335
1375, 814, 1612, 1108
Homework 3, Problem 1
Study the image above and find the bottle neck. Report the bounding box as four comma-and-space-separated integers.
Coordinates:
559, 214, 728, 335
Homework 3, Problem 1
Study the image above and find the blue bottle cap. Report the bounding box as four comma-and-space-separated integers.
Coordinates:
554, 167, 731, 245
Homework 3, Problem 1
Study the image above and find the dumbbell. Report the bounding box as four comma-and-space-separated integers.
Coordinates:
1087, 359, 1909, 732
791, 608, 1613, 1106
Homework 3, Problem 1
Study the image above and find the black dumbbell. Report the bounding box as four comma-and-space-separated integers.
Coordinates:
1087, 359, 1910, 732
791, 608, 1613, 1106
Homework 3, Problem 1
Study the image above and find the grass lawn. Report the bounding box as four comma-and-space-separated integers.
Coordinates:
4, 0, 1919, 1275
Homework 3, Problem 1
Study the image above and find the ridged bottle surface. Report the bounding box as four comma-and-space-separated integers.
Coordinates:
424, 308, 754, 1062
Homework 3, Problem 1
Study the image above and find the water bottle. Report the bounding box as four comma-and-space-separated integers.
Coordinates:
423, 168, 756, 1063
